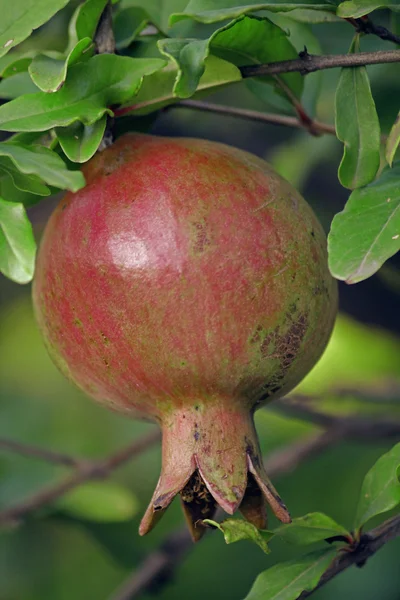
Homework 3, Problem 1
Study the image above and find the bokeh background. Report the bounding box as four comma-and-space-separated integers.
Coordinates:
1, 3, 400, 599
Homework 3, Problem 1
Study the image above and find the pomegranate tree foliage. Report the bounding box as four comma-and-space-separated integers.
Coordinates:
0, 2, 398, 285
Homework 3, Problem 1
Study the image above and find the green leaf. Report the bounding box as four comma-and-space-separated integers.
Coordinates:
274, 513, 351, 545
117, 55, 241, 116
335, 37, 380, 190
386, 112, 400, 168
0, 72, 40, 100
55, 481, 139, 523
0, 142, 85, 192
56, 117, 107, 163
171, 1, 337, 25
203, 519, 273, 553
0, 0, 70, 58
75, 0, 108, 41
0, 56, 34, 78
0, 197, 36, 284
159, 15, 302, 100
0, 158, 50, 196
120, 0, 188, 33
244, 548, 337, 600
114, 7, 149, 49
337, 1, 400, 18
0, 172, 45, 207
354, 442, 400, 530
328, 163, 400, 283
0, 54, 166, 132
28, 38, 95, 93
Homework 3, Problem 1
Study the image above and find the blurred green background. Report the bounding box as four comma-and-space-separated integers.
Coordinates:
1, 3, 400, 600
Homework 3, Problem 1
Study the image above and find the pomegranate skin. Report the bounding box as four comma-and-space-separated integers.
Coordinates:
33, 134, 337, 538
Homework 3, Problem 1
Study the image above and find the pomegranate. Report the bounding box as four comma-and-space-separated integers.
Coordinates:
33, 134, 337, 540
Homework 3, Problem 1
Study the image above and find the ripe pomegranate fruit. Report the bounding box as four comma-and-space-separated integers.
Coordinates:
33, 134, 337, 540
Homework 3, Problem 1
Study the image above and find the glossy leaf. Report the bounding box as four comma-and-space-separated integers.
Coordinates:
56, 117, 107, 163
328, 163, 400, 283
337, 1, 400, 18
0, 158, 50, 196
203, 519, 273, 553
159, 15, 302, 100
75, 0, 108, 41
386, 112, 400, 167
275, 513, 350, 545
0, 197, 36, 284
117, 55, 241, 116
0, 55, 166, 132
0, 142, 85, 192
0, 56, 33, 79
0, 0, 70, 58
114, 7, 149, 49
244, 548, 337, 600
56, 481, 139, 523
354, 442, 400, 529
335, 37, 380, 190
170, 1, 336, 25
28, 38, 94, 93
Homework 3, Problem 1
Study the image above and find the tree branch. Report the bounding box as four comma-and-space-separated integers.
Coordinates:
176, 100, 336, 136
0, 429, 160, 527
240, 49, 400, 78
299, 514, 400, 598
347, 16, 400, 46
0, 438, 82, 467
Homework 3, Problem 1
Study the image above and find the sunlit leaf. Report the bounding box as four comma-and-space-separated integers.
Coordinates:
274, 512, 351, 545
0, 0, 70, 58
0, 197, 36, 284
28, 38, 94, 93
0, 55, 166, 131
328, 163, 400, 283
203, 519, 273, 553
354, 441, 400, 529
244, 548, 337, 600
335, 37, 380, 190
159, 15, 302, 100
56, 117, 107, 163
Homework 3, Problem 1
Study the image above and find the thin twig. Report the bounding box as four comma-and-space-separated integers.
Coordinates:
0, 429, 160, 527
175, 100, 336, 136
0, 438, 82, 467
347, 16, 400, 46
300, 514, 400, 598
240, 49, 400, 78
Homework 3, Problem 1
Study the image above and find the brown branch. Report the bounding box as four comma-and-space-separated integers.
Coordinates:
348, 16, 400, 46
0, 438, 82, 467
240, 49, 400, 78
0, 429, 160, 527
300, 514, 400, 598
175, 100, 336, 136
94, 0, 115, 54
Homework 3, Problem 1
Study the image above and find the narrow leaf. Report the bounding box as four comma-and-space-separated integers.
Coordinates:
0, 197, 36, 284
244, 548, 337, 600
328, 163, 400, 283
275, 513, 351, 545
354, 441, 400, 529
0, 55, 166, 132
0, 142, 85, 192
203, 519, 273, 553
337, 1, 400, 18
386, 112, 400, 167
0, 174, 44, 207
159, 15, 302, 100
55, 481, 139, 523
75, 0, 108, 41
335, 37, 381, 190
56, 117, 107, 163
0, 0, 70, 58
170, 1, 337, 25
28, 38, 94, 93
